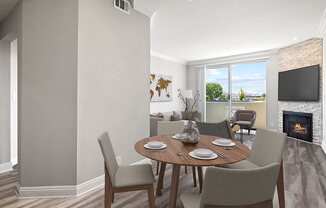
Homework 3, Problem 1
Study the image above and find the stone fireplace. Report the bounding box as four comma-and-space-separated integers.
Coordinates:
277, 38, 323, 144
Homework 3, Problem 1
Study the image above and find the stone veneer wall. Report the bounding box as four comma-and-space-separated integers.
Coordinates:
278, 38, 323, 144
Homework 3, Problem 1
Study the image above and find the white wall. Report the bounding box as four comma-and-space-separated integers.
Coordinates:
0, 40, 10, 165
10, 39, 18, 166
77, 0, 150, 184
265, 53, 278, 130
323, 35, 326, 152
19, 0, 78, 186
150, 56, 187, 113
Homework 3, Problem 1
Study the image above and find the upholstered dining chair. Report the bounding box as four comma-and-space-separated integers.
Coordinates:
222, 128, 287, 208
156, 120, 197, 186
157, 120, 185, 136
98, 132, 156, 208
180, 164, 280, 208
196, 120, 238, 140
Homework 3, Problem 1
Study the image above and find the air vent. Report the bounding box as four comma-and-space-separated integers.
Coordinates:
114, 0, 131, 14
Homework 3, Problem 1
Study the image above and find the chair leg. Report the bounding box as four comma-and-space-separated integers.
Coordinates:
181, 202, 185, 208
105, 165, 112, 208
147, 184, 156, 208
192, 166, 197, 187
248, 128, 251, 135
185, 165, 188, 174
156, 161, 160, 176
111, 192, 114, 203
277, 162, 285, 208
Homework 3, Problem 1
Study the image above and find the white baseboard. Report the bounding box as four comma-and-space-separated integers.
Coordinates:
0, 162, 13, 174
322, 141, 326, 154
76, 174, 104, 197
17, 158, 151, 198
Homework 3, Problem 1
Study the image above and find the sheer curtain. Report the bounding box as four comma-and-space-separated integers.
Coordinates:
197, 66, 206, 121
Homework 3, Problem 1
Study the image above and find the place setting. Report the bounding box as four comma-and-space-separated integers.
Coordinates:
212, 138, 236, 148
144, 140, 167, 151
188, 149, 218, 160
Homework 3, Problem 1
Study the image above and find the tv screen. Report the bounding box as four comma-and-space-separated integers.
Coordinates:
278, 65, 319, 101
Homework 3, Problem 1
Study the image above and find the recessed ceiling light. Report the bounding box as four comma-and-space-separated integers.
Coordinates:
293, 37, 298, 41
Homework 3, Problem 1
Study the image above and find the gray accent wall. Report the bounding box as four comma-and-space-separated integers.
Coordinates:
77, 0, 150, 184
0, 40, 10, 164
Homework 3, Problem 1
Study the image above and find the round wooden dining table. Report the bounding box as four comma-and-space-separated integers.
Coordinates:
134, 134, 251, 208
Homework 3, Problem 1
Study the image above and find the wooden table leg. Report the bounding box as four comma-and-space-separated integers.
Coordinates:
192, 166, 197, 187
197, 166, 203, 193
277, 161, 285, 208
169, 164, 181, 208
156, 161, 160, 176
156, 162, 166, 196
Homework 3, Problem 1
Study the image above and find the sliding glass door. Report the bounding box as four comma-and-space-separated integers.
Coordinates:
205, 61, 266, 128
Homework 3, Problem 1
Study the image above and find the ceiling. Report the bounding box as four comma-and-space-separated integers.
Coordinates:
140, 0, 326, 63
0, 0, 19, 23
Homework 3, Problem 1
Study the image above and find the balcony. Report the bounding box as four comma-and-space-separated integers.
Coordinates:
206, 100, 266, 128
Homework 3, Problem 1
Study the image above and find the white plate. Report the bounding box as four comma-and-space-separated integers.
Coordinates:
147, 141, 164, 148
144, 143, 167, 150
215, 139, 232, 145
189, 151, 218, 160
212, 140, 236, 147
193, 149, 213, 158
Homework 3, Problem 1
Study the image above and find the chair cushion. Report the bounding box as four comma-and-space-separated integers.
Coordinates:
115, 164, 155, 187
235, 121, 252, 126
180, 194, 201, 208
222, 159, 259, 169
237, 112, 253, 121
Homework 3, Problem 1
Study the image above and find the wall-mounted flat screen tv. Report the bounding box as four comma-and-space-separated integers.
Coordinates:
278, 65, 319, 101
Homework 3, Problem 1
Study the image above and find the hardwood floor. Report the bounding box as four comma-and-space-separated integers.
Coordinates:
0, 138, 325, 208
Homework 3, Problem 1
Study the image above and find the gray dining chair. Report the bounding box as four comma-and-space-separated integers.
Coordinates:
98, 132, 156, 208
196, 120, 238, 140
222, 128, 287, 208
180, 164, 280, 208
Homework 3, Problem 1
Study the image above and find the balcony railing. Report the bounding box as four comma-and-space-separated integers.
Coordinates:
206, 100, 266, 128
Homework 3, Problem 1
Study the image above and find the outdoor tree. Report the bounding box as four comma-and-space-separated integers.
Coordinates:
238, 88, 246, 100
206, 83, 223, 100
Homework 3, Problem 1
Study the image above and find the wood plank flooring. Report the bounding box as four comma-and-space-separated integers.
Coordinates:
0, 138, 325, 208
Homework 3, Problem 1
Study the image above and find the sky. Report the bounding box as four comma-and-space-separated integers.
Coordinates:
206, 62, 266, 95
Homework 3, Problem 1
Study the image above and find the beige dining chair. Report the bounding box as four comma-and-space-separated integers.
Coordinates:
98, 132, 156, 208
157, 120, 185, 135
222, 128, 287, 208
180, 164, 280, 208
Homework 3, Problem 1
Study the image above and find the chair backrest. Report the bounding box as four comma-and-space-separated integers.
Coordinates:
157, 121, 185, 135
199, 164, 280, 208
98, 132, 119, 187
235, 110, 256, 123
248, 128, 287, 167
196, 120, 232, 139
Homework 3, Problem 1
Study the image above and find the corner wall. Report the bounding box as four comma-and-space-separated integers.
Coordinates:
77, 0, 150, 184
150, 56, 187, 113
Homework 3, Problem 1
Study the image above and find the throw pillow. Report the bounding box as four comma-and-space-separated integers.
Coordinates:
171, 114, 181, 121
158, 111, 174, 121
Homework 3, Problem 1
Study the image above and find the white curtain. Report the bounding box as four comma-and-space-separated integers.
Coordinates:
197, 66, 206, 121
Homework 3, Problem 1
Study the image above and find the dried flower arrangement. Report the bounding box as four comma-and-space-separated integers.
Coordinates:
177, 89, 200, 121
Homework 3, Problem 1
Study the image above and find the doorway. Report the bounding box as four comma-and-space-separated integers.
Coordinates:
205, 61, 266, 129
